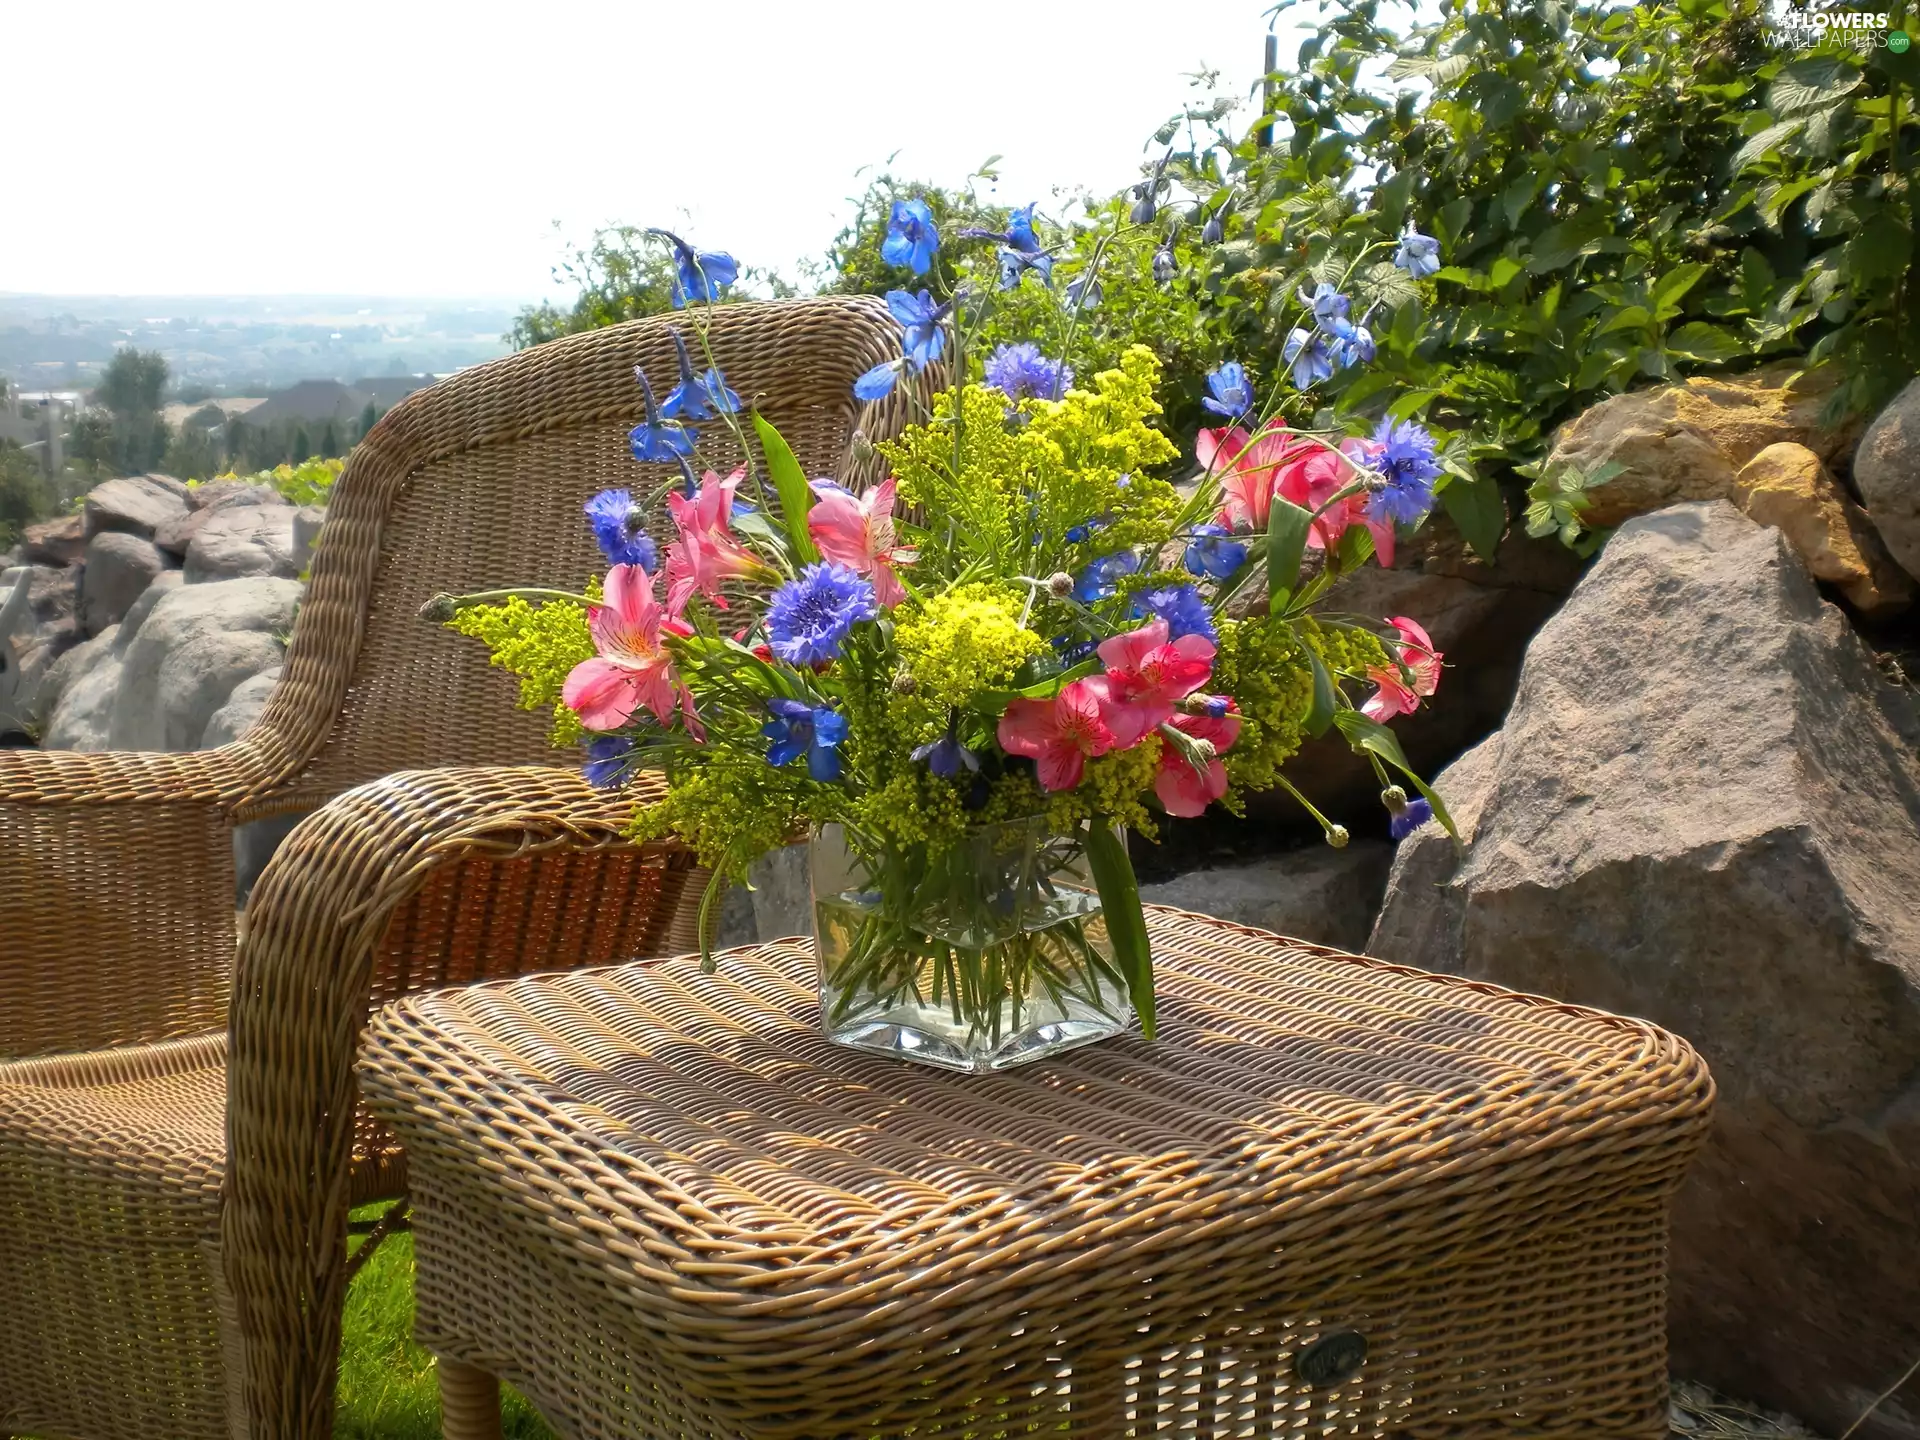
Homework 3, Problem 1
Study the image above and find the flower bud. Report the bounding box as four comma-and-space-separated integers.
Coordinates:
849, 428, 875, 464
1046, 571, 1075, 598
1152, 245, 1177, 284
1380, 785, 1408, 813
1188, 736, 1218, 761
1202, 212, 1225, 245
418, 593, 456, 623
1326, 824, 1351, 849
890, 669, 918, 696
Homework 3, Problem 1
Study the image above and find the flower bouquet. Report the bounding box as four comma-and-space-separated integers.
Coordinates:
436, 213, 1456, 1072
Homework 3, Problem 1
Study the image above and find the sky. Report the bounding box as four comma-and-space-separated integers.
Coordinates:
4, 0, 1293, 303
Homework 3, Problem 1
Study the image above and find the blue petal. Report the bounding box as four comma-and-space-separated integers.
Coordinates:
811, 708, 849, 746
881, 231, 913, 268
885, 289, 932, 326
853, 362, 900, 402
806, 743, 843, 782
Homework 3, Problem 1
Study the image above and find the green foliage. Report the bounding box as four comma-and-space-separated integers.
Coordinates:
204, 456, 346, 506
1518, 456, 1625, 551
0, 440, 55, 551
812, 172, 983, 297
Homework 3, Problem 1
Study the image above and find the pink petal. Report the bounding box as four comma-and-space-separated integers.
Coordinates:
1155, 754, 1227, 817
1035, 744, 1087, 792
807, 487, 870, 568
563, 658, 639, 731
871, 561, 906, 609
996, 698, 1057, 759
1196, 425, 1250, 477
1097, 619, 1170, 676
1387, 615, 1435, 653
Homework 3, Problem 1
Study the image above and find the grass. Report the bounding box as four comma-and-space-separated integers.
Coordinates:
338, 1203, 554, 1439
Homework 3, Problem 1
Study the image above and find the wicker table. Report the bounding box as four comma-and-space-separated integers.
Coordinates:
359, 909, 1713, 1440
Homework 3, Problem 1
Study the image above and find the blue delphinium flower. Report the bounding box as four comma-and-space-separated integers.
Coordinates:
1301, 282, 1352, 331
882, 198, 940, 276
628, 367, 696, 463
853, 360, 905, 402
1182, 523, 1248, 580
1063, 513, 1113, 545
1065, 274, 1103, 311
912, 722, 980, 778
1201, 209, 1225, 246
997, 247, 1054, 290
763, 699, 849, 782
660, 331, 741, 421
1202, 361, 1253, 417
649, 229, 738, 308
1282, 329, 1334, 390
582, 735, 635, 789
1390, 795, 1434, 841
765, 562, 880, 665
1329, 320, 1375, 369
1131, 582, 1217, 643
889, 289, 950, 370
984, 342, 1072, 405
1152, 244, 1176, 284
584, 488, 659, 570
1367, 418, 1443, 526
1004, 202, 1041, 253
1072, 550, 1140, 604
1394, 225, 1442, 279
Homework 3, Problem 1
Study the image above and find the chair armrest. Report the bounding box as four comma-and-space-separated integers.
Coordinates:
0, 733, 276, 806
221, 765, 700, 1440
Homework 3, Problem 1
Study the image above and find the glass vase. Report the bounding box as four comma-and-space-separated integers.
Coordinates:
809, 817, 1136, 1073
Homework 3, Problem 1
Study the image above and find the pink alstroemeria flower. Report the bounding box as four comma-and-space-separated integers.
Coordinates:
1202, 423, 1314, 533
1094, 618, 1216, 747
997, 679, 1116, 791
665, 467, 765, 612
1361, 615, 1443, 721
562, 564, 694, 732
1154, 707, 1242, 817
807, 475, 910, 607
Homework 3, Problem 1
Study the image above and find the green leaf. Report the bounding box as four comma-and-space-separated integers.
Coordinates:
1597, 304, 1655, 336
1387, 388, 1441, 423
1731, 118, 1804, 175
1768, 54, 1862, 116
1489, 255, 1524, 289
1848, 213, 1912, 285
1665, 321, 1746, 363
1302, 645, 1338, 738
1440, 471, 1506, 560
1267, 495, 1311, 609
1651, 263, 1710, 319
752, 412, 819, 565
1084, 823, 1155, 1039
1332, 712, 1458, 838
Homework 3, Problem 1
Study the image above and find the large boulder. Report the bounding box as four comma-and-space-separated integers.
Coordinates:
155, 481, 289, 560
77, 531, 172, 637
0, 564, 80, 735
199, 665, 281, 748
1853, 377, 1920, 580
183, 503, 300, 582
1735, 442, 1911, 614
37, 625, 124, 751
111, 578, 298, 750
20, 513, 85, 568
1368, 501, 1920, 1440
81, 473, 190, 541
1140, 842, 1392, 952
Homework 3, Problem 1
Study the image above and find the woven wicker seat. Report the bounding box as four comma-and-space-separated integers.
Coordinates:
0, 298, 917, 1440
361, 918, 1716, 1440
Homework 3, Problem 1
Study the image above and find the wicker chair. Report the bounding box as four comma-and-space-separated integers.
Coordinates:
0, 297, 912, 1440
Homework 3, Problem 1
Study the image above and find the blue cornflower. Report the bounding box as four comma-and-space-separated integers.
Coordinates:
1072, 550, 1140, 604
582, 735, 635, 789
1394, 225, 1442, 279
1367, 418, 1442, 526
984, 342, 1072, 405
627, 367, 696, 463
1282, 328, 1334, 390
1201, 694, 1232, 719
1065, 274, 1103, 311
1182, 524, 1248, 581
649, 229, 738, 308
765, 562, 880, 666
763, 699, 849, 782
997, 247, 1054, 290
1131, 583, 1217, 643
882, 198, 940, 276
1202, 361, 1254, 418
911, 722, 980, 779
584, 488, 659, 571
1390, 796, 1434, 841
660, 331, 740, 421
888, 289, 950, 371
1300, 282, 1352, 332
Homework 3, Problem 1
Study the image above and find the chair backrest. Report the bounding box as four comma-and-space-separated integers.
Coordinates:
229, 297, 905, 822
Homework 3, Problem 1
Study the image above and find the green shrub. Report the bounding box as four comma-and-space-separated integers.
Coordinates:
200, 456, 344, 506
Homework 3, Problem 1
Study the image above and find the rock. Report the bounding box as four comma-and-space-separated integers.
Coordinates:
1852, 377, 1920, 580
183, 504, 300, 583
155, 482, 288, 559
1736, 442, 1913, 614
109, 577, 300, 751
292, 505, 326, 573
1547, 367, 1855, 531
1366, 500, 1920, 1440
78, 532, 172, 637
38, 627, 124, 751
21, 513, 85, 568
1141, 842, 1392, 952
199, 666, 280, 748
81, 473, 190, 541
0, 564, 82, 734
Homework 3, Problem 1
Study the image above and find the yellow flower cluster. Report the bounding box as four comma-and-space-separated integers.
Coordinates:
1045, 737, 1163, 839
846, 767, 969, 852
892, 583, 1044, 709
629, 759, 819, 881
446, 597, 595, 745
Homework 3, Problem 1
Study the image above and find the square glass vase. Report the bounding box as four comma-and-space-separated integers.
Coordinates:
810, 817, 1136, 1073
